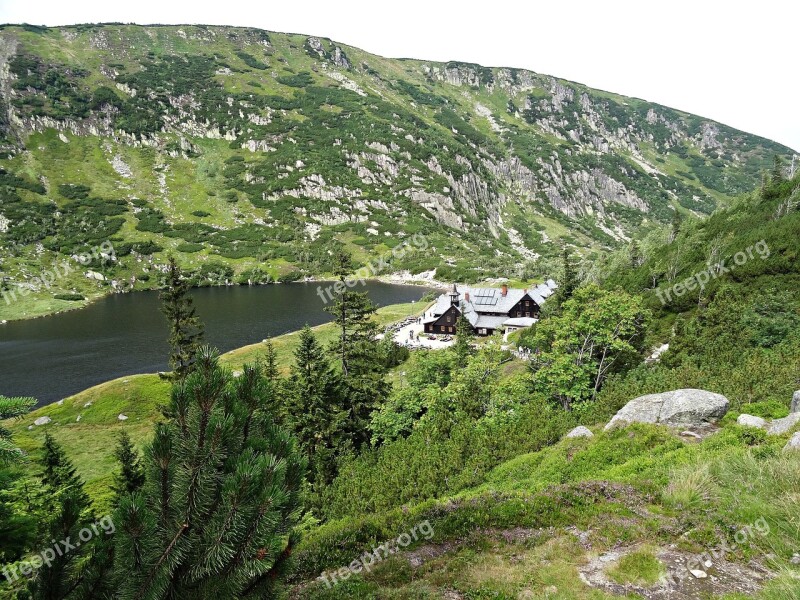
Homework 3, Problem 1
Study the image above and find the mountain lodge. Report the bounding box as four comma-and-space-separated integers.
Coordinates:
423, 281, 558, 336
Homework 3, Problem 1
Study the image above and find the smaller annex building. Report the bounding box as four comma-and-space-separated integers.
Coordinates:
423, 280, 558, 336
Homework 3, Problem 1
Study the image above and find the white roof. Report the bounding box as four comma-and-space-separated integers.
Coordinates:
503, 317, 538, 327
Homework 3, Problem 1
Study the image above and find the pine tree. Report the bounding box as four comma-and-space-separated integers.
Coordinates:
0, 395, 35, 464
111, 431, 145, 503
284, 326, 345, 486
113, 347, 306, 599
453, 305, 475, 368
160, 257, 204, 379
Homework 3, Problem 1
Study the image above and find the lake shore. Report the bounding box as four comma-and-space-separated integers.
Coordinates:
0, 270, 447, 323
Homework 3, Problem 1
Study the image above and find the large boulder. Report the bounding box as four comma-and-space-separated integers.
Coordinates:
792, 390, 800, 414
605, 389, 729, 431
565, 426, 594, 439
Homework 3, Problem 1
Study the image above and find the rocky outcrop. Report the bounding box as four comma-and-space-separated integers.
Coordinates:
792, 390, 800, 414
605, 389, 729, 430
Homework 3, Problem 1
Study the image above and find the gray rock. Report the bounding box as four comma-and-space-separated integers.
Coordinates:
790, 553, 800, 565
565, 426, 594, 439
784, 432, 800, 452
737, 414, 767, 429
792, 390, 800, 414
34, 416, 51, 426
767, 413, 800, 435
689, 569, 708, 579
605, 389, 729, 431
118, 414, 128, 421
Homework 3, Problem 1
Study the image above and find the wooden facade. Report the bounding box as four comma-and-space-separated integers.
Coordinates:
423, 304, 460, 334
508, 295, 541, 320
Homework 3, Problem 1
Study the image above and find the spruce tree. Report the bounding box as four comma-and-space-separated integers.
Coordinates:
555, 246, 578, 308
0, 395, 35, 464
325, 250, 379, 377
324, 251, 389, 447
113, 347, 305, 599
40, 433, 91, 510
670, 209, 683, 242
160, 257, 204, 379
453, 305, 475, 368
262, 338, 279, 384
284, 326, 345, 486
111, 431, 145, 503
29, 434, 94, 600
771, 154, 785, 184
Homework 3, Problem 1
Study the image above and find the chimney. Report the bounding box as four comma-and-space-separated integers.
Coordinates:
465, 292, 470, 302
501, 284, 508, 297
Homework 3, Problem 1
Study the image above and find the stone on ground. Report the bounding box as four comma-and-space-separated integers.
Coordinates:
565, 426, 594, 439
605, 389, 729, 430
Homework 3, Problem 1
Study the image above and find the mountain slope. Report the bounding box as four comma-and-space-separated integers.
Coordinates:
0, 23, 795, 318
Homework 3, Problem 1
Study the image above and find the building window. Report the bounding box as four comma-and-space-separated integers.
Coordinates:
446, 315, 452, 323
448, 326, 454, 333
525, 301, 530, 307
440, 326, 446, 332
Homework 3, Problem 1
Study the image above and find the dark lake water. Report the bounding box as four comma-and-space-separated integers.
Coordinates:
0, 282, 429, 406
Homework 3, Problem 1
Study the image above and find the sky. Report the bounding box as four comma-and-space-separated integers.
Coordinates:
1, 1, 798, 151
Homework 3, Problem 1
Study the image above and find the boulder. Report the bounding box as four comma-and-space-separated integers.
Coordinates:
565, 426, 594, 439
605, 389, 729, 431
766, 413, 800, 435
784, 432, 800, 452
34, 416, 51, 426
737, 414, 767, 429
118, 414, 129, 421
792, 390, 800, 414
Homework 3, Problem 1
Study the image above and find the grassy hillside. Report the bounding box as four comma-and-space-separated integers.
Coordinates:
291, 423, 800, 599
0, 23, 795, 320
